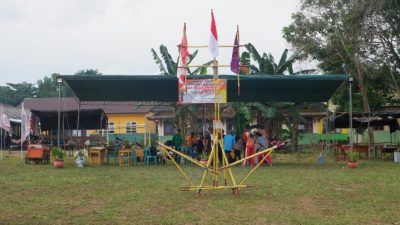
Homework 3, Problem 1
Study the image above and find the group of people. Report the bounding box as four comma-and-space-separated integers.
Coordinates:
170, 127, 278, 166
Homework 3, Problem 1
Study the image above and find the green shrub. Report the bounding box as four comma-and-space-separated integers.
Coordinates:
347, 151, 359, 162
51, 147, 65, 160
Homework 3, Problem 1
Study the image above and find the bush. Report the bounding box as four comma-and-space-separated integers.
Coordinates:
51, 147, 65, 161
347, 151, 359, 162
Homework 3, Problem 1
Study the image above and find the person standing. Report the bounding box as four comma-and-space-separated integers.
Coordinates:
255, 132, 272, 166
172, 129, 183, 163
243, 133, 255, 167
185, 131, 197, 148
203, 129, 212, 155
223, 130, 235, 164
233, 135, 243, 162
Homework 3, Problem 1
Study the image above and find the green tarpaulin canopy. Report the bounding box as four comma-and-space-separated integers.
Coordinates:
31, 109, 107, 130
62, 74, 346, 102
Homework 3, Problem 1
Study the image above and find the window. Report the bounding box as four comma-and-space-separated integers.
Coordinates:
298, 117, 313, 132
126, 122, 137, 133
108, 122, 115, 134
164, 121, 174, 136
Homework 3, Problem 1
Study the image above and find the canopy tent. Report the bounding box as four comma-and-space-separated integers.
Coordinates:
31, 109, 107, 131
62, 74, 346, 102
333, 112, 400, 133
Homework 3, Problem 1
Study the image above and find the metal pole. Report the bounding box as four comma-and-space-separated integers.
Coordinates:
76, 101, 80, 149
349, 76, 353, 151
57, 81, 61, 148
1, 126, 3, 160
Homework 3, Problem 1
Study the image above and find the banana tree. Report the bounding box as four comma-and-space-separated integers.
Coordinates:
151, 45, 212, 75
245, 43, 300, 75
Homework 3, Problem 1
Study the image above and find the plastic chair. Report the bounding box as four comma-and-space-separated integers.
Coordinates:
135, 147, 144, 165
144, 147, 157, 165
107, 146, 119, 164
130, 146, 138, 166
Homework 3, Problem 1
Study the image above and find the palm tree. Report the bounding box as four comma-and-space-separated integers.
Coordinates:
151, 45, 212, 75
245, 43, 300, 75
151, 45, 214, 135
241, 44, 308, 151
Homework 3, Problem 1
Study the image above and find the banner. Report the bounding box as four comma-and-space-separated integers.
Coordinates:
179, 79, 227, 104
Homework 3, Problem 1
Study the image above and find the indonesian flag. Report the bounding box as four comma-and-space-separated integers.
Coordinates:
0, 103, 11, 133
208, 10, 219, 58
21, 103, 30, 142
177, 23, 190, 89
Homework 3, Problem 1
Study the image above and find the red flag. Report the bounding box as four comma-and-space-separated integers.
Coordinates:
177, 23, 189, 89
208, 10, 219, 58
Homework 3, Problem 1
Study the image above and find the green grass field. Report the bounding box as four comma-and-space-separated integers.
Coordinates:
0, 151, 399, 225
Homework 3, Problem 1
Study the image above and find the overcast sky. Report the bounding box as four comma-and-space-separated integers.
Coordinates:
0, 0, 302, 85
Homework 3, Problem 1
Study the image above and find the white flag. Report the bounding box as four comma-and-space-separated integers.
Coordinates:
0, 103, 11, 133
21, 103, 30, 142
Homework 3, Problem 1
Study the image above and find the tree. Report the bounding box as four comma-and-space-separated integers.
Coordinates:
74, 69, 102, 76
283, 0, 390, 149
36, 73, 73, 98
245, 43, 299, 75
241, 43, 307, 151
0, 82, 37, 106
151, 45, 212, 75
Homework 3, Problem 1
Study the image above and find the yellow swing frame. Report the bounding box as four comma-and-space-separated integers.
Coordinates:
157, 51, 284, 196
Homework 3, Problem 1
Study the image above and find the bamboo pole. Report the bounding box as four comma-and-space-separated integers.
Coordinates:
162, 147, 194, 185
221, 143, 237, 187
197, 143, 217, 193
239, 151, 272, 185
220, 147, 275, 170
177, 64, 243, 68
157, 142, 217, 174
181, 185, 253, 191
177, 44, 247, 48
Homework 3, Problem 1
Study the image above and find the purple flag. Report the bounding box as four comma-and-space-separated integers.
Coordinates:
230, 26, 240, 74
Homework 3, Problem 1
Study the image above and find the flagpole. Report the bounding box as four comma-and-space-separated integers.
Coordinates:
236, 25, 240, 96
1, 123, 3, 160
20, 127, 23, 160
0, 103, 3, 160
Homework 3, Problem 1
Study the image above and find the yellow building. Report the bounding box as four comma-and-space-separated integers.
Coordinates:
107, 114, 156, 134
23, 97, 157, 135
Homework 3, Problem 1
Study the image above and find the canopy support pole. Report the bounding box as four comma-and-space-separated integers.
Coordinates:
76, 101, 80, 150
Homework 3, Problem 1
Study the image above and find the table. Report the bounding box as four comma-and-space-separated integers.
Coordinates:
339, 144, 369, 160
118, 148, 132, 166
89, 146, 107, 166
380, 145, 398, 159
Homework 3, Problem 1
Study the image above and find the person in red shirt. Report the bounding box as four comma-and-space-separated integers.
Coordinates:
243, 133, 255, 167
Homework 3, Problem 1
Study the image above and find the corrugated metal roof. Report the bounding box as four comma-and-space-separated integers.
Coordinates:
1, 103, 20, 120
21, 97, 156, 114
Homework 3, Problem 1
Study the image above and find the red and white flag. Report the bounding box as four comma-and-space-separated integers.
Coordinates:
208, 10, 219, 58
0, 103, 11, 133
177, 23, 190, 89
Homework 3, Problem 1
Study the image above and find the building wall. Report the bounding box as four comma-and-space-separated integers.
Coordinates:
107, 114, 156, 134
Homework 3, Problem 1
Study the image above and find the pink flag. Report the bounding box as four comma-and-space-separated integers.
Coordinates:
0, 103, 11, 133
208, 10, 219, 58
177, 23, 189, 89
